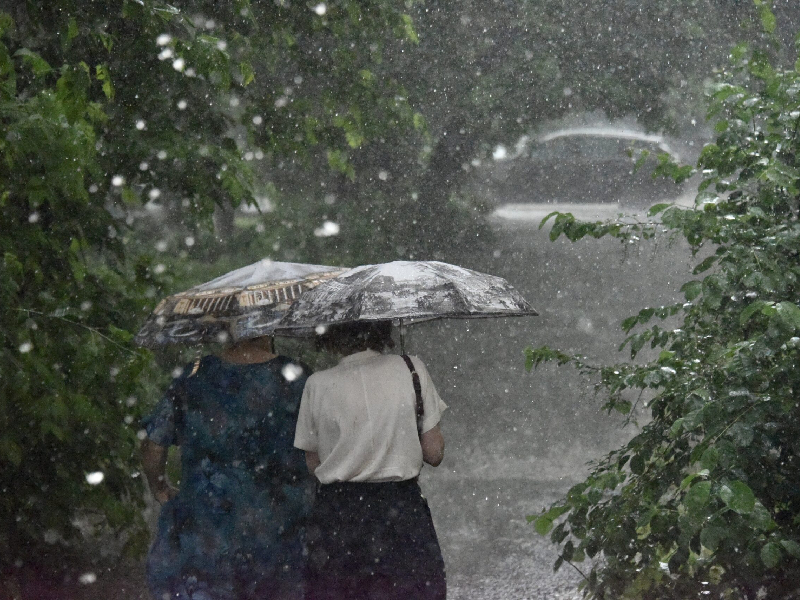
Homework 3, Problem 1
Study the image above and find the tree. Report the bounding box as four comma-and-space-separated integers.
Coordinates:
0, 0, 419, 577
527, 11, 800, 599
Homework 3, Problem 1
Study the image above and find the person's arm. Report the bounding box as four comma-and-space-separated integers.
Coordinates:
305, 450, 321, 475
420, 424, 444, 466
141, 438, 179, 504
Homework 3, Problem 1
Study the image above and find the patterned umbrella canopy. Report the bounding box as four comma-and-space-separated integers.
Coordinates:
276, 260, 537, 332
135, 260, 346, 348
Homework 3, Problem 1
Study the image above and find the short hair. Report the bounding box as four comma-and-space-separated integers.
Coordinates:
316, 321, 394, 354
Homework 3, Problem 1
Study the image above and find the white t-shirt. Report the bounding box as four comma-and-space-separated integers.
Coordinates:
294, 349, 447, 483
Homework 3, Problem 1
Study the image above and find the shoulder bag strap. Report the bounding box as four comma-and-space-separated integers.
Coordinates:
401, 354, 424, 436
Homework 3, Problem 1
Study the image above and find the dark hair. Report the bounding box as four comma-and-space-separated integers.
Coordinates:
316, 321, 394, 354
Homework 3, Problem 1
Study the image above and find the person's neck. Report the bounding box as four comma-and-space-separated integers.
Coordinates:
220, 340, 277, 364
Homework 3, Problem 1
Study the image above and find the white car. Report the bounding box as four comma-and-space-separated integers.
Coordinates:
486, 127, 689, 221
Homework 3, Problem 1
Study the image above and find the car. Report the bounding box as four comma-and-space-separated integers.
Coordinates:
485, 127, 688, 217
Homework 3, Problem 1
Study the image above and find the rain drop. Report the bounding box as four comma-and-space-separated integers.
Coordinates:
28, 212, 40, 224
19, 342, 33, 354
492, 145, 507, 160
314, 221, 340, 237
313, 3, 327, 15
177, 99, 188, 110
78, 572, 97, 585
136, 120, 146, 130
282, 363, 304, 382
85, 472, 104, 485
172, 58, 185, 72
156, 34, 172, 46
111, 175, 125, 187
148, 188, 161, 200
184, 236, 195, 247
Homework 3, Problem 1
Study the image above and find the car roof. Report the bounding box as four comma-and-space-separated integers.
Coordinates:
538, 127, 676, 157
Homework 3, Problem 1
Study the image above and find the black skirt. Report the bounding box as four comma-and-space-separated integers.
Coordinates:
305, 478, 446, 600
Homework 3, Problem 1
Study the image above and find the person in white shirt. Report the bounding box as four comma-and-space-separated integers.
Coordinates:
294, 321, 447, 600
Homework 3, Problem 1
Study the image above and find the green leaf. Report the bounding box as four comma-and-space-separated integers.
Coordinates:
719, 481, 756, 514
239, 61, 255, 86
0, 12, 13, 37
647, 203, 672, 217
700, 447, 719, 472
758, 3, 777, 34
14, 48, 52, 76
401, 14, 418, 43
95, 64, 114, 99
780, 540, 800, 558
682, 280, 702, 301
67, 17, 79, 41
750, 503, 774, 531
685, 481, 711, 513
533, 515, 554, 536
630, 453, 645, 475
700, 525, 728, 551
761, 542, 781, 569
740, 300, 769, 326
0, 437, 23, 466
693, 255, 718, 274
775, 302, 800, 331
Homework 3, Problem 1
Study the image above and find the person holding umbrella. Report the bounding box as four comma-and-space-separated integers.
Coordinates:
137, 260, 345, 600
294, 320, 448, 600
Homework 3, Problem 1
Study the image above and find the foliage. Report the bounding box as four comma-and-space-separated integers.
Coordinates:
0, 0, 418, 571
526, 17, 800, 600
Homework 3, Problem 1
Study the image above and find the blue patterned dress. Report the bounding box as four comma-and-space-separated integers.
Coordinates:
143, 355, 313, 600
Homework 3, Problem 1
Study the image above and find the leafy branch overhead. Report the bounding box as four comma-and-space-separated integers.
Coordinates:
0, 0, 421, 567
525, 21, 800, 600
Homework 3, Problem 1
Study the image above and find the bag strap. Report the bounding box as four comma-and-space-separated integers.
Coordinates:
401, 354, 424, 436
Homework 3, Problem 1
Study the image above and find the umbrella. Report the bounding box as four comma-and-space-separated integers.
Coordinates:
135, 260, 346, 348
275, 261, 537, 346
